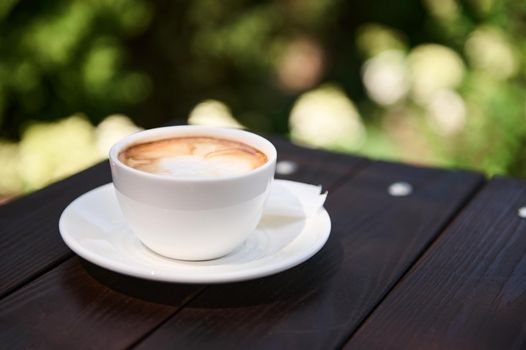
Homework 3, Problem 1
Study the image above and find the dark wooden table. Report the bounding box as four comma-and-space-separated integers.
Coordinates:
2, 135, 526, 350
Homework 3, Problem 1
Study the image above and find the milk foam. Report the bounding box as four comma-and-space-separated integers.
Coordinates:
119, 136, 267, 178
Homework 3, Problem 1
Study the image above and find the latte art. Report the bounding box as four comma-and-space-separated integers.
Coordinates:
119, 136, 268, 178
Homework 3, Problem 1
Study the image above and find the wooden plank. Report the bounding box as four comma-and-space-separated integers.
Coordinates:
345, 177, 526, 350
0, 143, 362, 349
0, 258, 198, 349
134, 162, 484, 350
0, 162, 111, 297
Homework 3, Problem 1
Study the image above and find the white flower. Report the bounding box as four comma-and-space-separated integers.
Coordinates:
289, 85, 365, 150
362, 50, 409, 106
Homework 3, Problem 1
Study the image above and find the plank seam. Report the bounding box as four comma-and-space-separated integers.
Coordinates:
0, 252, 74, 300
335, 172, 487, 349
126, 286, 208, 350
326, 159, 370, 193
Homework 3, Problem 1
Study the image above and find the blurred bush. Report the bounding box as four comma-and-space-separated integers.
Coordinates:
1, 0, 526, 201
0, 114, 140, 201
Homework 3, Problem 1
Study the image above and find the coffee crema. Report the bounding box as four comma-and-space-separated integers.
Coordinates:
119, 136, 268, 178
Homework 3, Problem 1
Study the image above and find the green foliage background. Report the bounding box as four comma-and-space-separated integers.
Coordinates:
0, 0, 152, 135
1, 0, 526, 198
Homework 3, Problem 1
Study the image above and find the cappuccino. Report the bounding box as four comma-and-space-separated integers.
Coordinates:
119, 136, 268, 178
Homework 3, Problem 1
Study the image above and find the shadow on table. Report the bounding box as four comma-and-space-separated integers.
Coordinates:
81, 234, 344, 308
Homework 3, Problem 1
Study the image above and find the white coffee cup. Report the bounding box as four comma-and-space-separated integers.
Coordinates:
108, 125, 277, 261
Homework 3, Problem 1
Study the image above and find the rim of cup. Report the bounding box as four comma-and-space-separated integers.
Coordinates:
109, 125, 277, 183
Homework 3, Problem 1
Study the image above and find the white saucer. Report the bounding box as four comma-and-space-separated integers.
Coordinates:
59, 180, 331, 284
